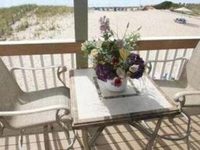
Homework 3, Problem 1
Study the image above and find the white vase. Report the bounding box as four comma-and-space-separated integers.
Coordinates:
104, 78, 127, 92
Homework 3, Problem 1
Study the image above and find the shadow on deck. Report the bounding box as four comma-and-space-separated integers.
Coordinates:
1, 114, 200, 150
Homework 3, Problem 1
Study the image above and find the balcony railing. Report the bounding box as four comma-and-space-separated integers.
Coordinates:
0, 37, 199, 92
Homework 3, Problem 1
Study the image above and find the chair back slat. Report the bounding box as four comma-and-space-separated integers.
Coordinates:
0, 58, 22, 111
183, 41, 200, 90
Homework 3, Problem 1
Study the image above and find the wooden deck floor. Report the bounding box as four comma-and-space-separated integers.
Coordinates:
0, 114, 200, 150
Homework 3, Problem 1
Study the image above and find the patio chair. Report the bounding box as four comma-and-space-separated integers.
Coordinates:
0, 58, 75, 149
147, 41, 200, 141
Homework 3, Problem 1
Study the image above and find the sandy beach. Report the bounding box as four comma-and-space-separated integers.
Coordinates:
7, 9, 200, 41
89, 10, 200, 38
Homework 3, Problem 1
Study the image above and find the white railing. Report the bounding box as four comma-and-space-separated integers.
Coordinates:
0, 37, 199, 92
2, 54, 76, 92
2, 48, 192, 92
138, 48, 193, 80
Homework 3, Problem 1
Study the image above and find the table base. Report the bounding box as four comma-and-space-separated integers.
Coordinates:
79, 118, 163, 150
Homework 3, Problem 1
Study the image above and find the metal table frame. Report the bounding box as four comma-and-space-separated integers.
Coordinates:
70, 69, 181, 150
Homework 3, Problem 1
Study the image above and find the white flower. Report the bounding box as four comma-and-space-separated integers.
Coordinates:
116, 68, 126, 78
129, 65, 139, 73
91, 49, 98, 58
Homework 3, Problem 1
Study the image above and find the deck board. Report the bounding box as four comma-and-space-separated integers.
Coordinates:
0, 115, 200, 149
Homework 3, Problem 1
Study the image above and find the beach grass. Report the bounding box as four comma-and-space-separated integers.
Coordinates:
0, 4, 73, 38
186, 4, 200, 15
0, 4, 37, 37
35, 5, 73, 19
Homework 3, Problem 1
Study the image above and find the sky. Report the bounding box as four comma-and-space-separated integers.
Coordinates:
0, 0, 199, 8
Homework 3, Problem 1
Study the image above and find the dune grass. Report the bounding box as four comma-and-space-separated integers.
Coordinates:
35, 5, 73, 19
0, 4, 37, 37
0, 4, 73, 38
186, 4, 200, 15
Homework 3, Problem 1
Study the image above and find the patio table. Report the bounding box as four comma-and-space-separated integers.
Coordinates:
70, 68, 180, 150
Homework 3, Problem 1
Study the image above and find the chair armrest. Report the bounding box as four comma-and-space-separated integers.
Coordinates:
11, 65, 64, 72
0, 105, 69, 116
11, 65, 68, 88
57, 66, 68, 87
174, 90, 200, 102
145, 62, 152, 75
147, 57, 187, 63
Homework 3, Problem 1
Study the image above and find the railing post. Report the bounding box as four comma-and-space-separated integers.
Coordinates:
74, 0, 88, 68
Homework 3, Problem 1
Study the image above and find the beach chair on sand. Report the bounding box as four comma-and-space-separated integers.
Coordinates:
0, 58, 75, 150
147, 41, 200, 142
175, 18, 186, 24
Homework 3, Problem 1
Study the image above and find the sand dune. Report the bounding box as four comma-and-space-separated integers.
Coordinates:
7, 9, 200, 41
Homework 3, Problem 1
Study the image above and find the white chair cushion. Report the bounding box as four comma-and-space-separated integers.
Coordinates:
184, 41, 200, 90
6, 87, 70, 129
154, 80, 200, 115
0, 59, 22, 111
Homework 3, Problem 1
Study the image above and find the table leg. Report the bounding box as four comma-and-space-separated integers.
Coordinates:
82, 129, 90, 150
88, 126, 105, 146
146, 118, 163, 150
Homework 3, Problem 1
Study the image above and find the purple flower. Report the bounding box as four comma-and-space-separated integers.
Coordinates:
99, 16, 110, 34
126, 53, 145, 79
127, 53, 144, 65
95, 64, 116, 81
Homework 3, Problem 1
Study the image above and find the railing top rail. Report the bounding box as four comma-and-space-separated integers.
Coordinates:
0, 40, 82, 56
0, 37, 199, 56
137, 36, 200, 50
139, 36, 200, 41
0, 39, 76, 45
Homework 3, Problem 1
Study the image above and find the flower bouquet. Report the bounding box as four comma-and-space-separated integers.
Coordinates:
81, 16, 145, 92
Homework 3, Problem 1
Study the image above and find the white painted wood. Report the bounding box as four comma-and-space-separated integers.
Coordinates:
40, 55, 48, 89
61, 54, 67, 85
138, 36, 200, 41
30, 55, 38, 90
19, 56, 29, 91
169, 49, 178, 79
8, 56, 13, 68
145, 51, 150, 61
71, 54, 75, 69
0, 39, 76, 45
74, 0, 88, 41
183, 48, 187, 57
74, 0, 88, 68
152, 50, 159, 78
50, 55, 57, 87
160, 50, 169, 79
0, 37, 199, 45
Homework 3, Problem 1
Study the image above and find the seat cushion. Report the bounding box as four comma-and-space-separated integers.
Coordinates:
6, 87, 70, 129
0, 58, 22, 112
154, 80, 190, 98
183, 41, 200, 90
154, 80, 200, 115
